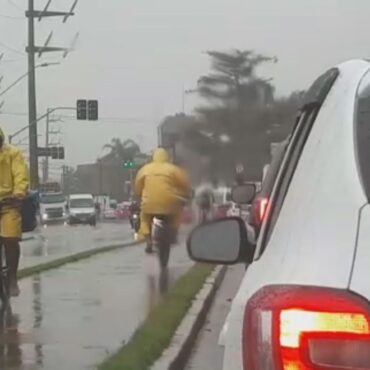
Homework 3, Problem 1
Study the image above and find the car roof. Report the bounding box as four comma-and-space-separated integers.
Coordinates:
69, 194, 93, 199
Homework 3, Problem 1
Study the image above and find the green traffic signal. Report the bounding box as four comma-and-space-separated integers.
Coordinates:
123, 160, 136, 169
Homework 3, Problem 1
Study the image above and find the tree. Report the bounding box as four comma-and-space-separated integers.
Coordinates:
198, 50, 277, 112
102, 138, 141, 162
188, 50, 306, 182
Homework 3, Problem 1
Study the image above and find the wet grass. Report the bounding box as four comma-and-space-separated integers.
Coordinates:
18, 241, 140, 279
98, 263, 214, 370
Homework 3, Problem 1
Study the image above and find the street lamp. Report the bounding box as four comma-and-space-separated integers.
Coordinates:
0, 62, 60, 98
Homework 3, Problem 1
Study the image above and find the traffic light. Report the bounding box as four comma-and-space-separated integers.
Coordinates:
123, 160, 135, 169
88, 100, 98, 121
76, 99, 87, 120
51, 147, 65, 160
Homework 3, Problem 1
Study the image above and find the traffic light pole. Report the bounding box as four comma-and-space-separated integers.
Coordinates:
8, 106, 75, 144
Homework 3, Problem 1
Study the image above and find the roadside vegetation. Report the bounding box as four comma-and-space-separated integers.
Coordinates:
99, 263, 214, 370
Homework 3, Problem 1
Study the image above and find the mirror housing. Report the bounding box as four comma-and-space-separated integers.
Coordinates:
187, 217, 252, 265
231, 183, 256, 205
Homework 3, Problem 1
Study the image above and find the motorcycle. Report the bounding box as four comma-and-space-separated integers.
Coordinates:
131, 211, 140, 233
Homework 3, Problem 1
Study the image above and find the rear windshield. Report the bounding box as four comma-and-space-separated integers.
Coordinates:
40, 194, 66, 204
70, 199, 94, 208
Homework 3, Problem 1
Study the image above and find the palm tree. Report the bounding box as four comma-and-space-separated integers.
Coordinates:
102, 138, 141, 162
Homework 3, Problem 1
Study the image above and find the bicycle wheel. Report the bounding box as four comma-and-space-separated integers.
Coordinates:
0, 244, 9, 306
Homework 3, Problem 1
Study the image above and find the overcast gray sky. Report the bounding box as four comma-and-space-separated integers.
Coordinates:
0, 0, 369, 178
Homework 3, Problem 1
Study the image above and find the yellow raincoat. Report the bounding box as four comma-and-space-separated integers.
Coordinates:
135, 148, 190, 238
0, 127, 29, 238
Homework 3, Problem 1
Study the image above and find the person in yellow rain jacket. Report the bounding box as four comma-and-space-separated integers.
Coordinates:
135, 148, 191, 253
0, 127, 29, 296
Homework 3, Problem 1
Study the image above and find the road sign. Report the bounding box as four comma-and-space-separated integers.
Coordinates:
51, 147, 65, 160
37, 146, 65, 159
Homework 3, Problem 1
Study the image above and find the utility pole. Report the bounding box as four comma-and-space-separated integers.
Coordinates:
43, 109, 50, 183
27, 0, 38, 190
25, 0, 78, 190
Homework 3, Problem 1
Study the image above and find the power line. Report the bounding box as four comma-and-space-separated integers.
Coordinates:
0, 111, 28, 116
7, 0, 23, 12
1, 111, 153, 123
1, 57, 25, 63
0, 41, 24, 56
0, 13, 23, 20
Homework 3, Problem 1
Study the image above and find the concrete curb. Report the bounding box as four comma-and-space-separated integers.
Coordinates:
18, 240, 142, 279
152, 265, 227, 370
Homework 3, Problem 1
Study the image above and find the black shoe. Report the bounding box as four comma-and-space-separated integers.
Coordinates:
145, 245, 153, 254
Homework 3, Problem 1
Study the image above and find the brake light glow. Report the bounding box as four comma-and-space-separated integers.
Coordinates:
280, 309, 370, 348
257, 197, 269, 223
243, 286, 370, 370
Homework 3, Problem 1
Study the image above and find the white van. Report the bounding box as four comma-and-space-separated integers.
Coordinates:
67, 194, 97, 226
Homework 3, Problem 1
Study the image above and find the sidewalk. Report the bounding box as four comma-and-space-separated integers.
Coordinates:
185, 264, 245, 370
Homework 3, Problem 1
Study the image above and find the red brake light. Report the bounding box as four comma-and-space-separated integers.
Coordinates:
243, 286, 370, 370
257, 197, 269, 224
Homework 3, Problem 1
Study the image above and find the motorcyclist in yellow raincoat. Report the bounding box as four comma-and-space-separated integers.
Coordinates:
0, 127, 29, 296
135, 148, 191, 253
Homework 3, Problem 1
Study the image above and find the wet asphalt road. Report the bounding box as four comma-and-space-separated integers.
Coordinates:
0, 230, 193, 370
185, 265, 245, 370
20, 221, 133, 269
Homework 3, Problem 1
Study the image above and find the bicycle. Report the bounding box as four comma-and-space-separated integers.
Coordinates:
151, 215, 174, 270
0, 198, 16, 306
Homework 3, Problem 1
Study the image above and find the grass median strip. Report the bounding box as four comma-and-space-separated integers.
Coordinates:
18, 241, 140, 279
98, 263, 214, 370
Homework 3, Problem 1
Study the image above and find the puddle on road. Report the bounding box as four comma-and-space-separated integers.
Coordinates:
0, 244, 192, 370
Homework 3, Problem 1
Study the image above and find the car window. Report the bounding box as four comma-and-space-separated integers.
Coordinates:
355, 70, 370, 200
261, 141, 288, 196
254, 68, 339, 259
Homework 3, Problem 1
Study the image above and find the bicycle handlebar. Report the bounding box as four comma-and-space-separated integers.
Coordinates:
0, 197, 20, 207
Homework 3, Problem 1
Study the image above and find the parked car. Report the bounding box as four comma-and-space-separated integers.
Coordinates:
103, 207, 117, 220
187, 60, 370, 370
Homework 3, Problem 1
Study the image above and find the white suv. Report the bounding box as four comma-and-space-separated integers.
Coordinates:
187, 59, 370, 370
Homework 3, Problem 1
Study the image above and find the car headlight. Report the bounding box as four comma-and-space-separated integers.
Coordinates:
42, 213, 48, 220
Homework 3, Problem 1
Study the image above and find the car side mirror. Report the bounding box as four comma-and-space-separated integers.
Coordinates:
187, 217, 250, 265
231, 183, 256, 205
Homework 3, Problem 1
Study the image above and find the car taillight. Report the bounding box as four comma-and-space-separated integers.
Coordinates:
243, 286, 370, 370
256, 197, 269, 224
